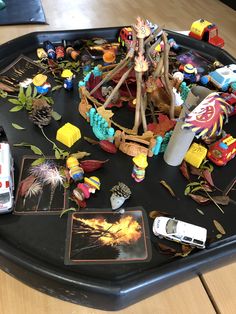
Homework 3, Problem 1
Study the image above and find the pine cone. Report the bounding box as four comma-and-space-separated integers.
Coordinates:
29, 99, 52, 127
110, 182, 131, 199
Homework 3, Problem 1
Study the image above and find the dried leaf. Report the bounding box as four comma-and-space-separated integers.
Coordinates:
160, 180, 177, 198
69, 151, 91, 159
189, 165, 202, 176
99, 140, 117, 154
202, 169, 214, 187
211, 195, 230, 205
60, 207, 77, 218
175, 244, 194, 257
223, 176, 236, 196
213, 220, 226, 235
51, 85, 63, 92
196, 208, 205, 215
51, 110, 62, 121
189, 193, 209, 204
216, 234, 223, 239
179, 161, 190, 180
18, 175, 36, 197
80, 159, 109, 172
12, 123, 25, 130
149, 210, 169, 219
84, 136, 99, 145
158, 242, 177, 255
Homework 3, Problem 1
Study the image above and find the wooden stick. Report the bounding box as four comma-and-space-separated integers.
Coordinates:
103, 66, 133, 108
153, 53, 164, 79
89, 58, 130, 95
141, 94, 147, 132
133, 71, 142, 133
162, 32, 175, 120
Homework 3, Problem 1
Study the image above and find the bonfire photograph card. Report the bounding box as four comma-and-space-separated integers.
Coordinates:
65, 208, 152, 265
14, 156, 68, 215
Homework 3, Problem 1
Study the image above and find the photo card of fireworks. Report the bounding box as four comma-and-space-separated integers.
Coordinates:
14, 156, 68, 215
64, 208, 152, 265
0, 55, 45, 87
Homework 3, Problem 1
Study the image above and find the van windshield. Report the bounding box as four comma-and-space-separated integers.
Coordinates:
0, 192, 10, 203
166, 219, 178, 234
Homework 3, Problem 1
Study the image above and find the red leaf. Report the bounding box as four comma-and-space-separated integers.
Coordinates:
202, 169, 214, 187
180, 161, 190, 180
189, 165, 202, 176
99, 140, 117, 154
80, 159, 109, 172
189, 193, 209, 204
18, 175, 36, 197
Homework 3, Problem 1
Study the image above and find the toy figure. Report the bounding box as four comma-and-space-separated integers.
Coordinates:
55, 46, 65, 61
32, 74, 51, 95
132, 153, 148, 182
182, 64, 199, 83
110, 182, 131, 210
37, 48, 48, 63
61, 69, 74, 91
66, 157, 84, 181
43, 41, 56, 59
73, 176, 101, 208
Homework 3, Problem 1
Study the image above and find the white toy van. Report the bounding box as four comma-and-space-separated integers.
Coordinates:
153, 216, 207, 249
0, 141, 14, 213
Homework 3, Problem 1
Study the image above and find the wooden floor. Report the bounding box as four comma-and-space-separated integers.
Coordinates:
0, 0, 236, 313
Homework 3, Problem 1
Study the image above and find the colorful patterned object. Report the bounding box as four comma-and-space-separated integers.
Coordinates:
182, 92, 231, 138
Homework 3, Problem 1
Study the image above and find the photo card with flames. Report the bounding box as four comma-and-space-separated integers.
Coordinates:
65, 208, 151, 265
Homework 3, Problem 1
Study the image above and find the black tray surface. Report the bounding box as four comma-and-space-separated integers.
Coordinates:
0, 27, 236, 310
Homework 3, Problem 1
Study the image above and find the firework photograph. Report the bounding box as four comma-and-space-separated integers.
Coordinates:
14, 157, 68, 214
65, 209, 151, 265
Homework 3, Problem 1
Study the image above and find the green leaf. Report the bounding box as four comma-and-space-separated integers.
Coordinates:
30, 145, 43, 155
184, 186, 191, 196
191, 186, 204, 194
26, 84, 32, 97
32, 86, 38, 98
13, 142, 31, 147
8, 98, 21, 105
51, 110, 62, 121
55, 149, 61, 159
10, 105, 23, 112
31, 157, 46, 166
19, 87, 26, 104
186, 182, 202, 187
11, 123, 25, 130
60, 207, 76, 218
51, 85, 62, 92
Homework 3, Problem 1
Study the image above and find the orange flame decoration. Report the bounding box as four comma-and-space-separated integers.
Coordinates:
134, 17, 151, 39
75, 215, 142, 246
135, 52, 149, 72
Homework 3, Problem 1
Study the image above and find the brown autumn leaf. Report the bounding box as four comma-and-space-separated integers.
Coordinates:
189, 193, 209, 204
179, 160, 190, 180
18, 175, 36, 197
202, 169, 214, 187
213, 220, 226, 235
160, 180, 177, 198
175, 244, 194, 257
149, 210, 169, 219
189, 165, 202, 176
157, 242, 177, 255
69, 151, 91, 159
211, 195, 230, 205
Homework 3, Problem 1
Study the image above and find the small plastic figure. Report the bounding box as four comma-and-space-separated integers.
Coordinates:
73, 176, 101, 208
55, 46, 65, 61
66, 157, 84, 181
43, 41, 56, 59
37, 48, 48, 63
182, 64, 199, 83
132, 153, 148, 182
61, 69, 74, 91
110, 182, 131, 210
66, 47, 80, 61
32, 74, 51, 95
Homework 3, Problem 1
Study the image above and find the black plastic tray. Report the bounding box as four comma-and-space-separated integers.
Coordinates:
0, 27, 236, 311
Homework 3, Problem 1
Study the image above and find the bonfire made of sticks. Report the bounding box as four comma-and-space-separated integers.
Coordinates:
78, 17, 175, 136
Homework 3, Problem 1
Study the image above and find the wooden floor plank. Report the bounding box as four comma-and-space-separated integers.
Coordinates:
0, 269, 215, 314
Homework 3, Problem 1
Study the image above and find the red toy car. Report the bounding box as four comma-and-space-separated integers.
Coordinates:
118, 27, 133, 48
221, 92, 236, 116
207, 134, 236, 166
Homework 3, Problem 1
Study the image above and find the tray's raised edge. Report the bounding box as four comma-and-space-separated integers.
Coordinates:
0, 236, 236, 310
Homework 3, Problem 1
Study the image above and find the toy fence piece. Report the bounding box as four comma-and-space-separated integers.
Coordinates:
88, 108, 115, 141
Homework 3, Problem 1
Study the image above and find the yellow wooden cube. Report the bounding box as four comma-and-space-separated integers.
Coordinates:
56, 123, 81, 147
184, 143, 207, 168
